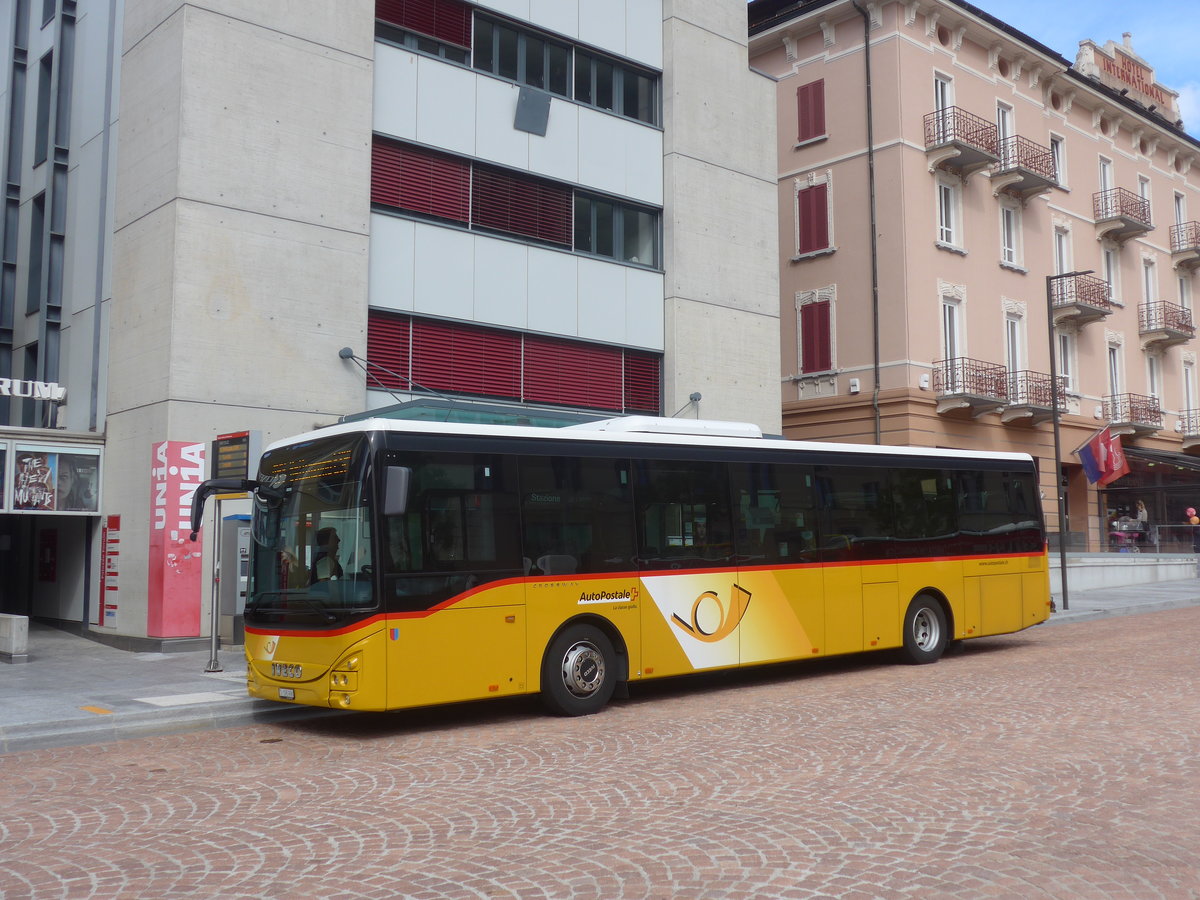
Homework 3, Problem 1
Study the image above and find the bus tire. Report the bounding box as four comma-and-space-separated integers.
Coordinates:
900, 595, 947, 664
541, 624, 616, 716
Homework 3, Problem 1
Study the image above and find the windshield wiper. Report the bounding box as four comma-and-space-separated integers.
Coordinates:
246, 591, 338, 624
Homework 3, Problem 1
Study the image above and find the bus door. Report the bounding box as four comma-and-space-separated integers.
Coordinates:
635, 459, 742, 677
379, 451, 527, 707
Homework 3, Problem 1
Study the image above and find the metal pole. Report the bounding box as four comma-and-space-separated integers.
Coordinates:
1045, 272, 1092, 612
205, 499, 223, 672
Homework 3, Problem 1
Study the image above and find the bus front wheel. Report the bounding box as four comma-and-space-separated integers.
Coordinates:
900, 595, 948, 664
541, 624, 616, 716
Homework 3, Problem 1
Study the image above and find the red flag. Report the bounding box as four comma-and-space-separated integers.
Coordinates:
1098, 428, 1130, 485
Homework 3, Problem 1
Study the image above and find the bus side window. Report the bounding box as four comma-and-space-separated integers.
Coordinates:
731, 462, 817, 563
635, 459, 733, 568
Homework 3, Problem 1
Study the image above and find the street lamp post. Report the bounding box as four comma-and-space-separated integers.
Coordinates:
1046, 271, 1093, 612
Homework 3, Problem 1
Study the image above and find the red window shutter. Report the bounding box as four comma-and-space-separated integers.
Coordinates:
372, 138, 471, 223
471, 167, 572, 246
366, 312, 412, 390
797, 183, 829, 255
524, 335, 623, 410
376, 0, 472, 48
623, 352, 661, 413
411, 318, 521, 398
800, 301, 832, 374
797, 80, 826, 143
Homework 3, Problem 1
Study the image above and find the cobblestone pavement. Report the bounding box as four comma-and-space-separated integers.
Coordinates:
2, 609, 1199, 899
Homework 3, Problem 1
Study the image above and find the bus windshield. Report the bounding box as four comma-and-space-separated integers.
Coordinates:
245, 434, 378, 628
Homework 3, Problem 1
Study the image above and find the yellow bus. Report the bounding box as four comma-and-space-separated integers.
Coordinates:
190, 416, 1050, 716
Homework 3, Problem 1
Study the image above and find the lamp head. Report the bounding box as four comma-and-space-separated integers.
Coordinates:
338, 347, 355, 360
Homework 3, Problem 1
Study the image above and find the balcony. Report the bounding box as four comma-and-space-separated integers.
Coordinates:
933, 357, 1007, 417
1104, 392, 1162, 438
1094, 187, 1153, 244
1170, 221, 1200, 270
1138, 300, 1195, 349
1001, 370, 1067, 425
923, 107, 999, 179
989, 135, 1056, 199
1181, 409, 1200, 451
1049, 272, 1112, 326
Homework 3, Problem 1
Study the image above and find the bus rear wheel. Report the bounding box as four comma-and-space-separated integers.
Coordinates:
900, 595, 947, 664
541, 624, 616, 716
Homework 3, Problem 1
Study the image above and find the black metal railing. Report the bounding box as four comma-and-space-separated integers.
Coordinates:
994, 135, 1056, 180
1103, 392, 1162, 428
1170, 221, 1200, 254
1139, 300, 1195, 335
923, 107, 998, 154
1007, 370, 1067, 408
1093, 186, 1152, 226
1181, 409, 1200, 436
934, 357, 1008, 399
1049, 272, 1112, 313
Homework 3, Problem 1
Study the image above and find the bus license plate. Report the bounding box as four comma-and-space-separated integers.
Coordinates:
278, 688, 295, 700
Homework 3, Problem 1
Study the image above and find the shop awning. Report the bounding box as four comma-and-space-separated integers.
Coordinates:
1121, 447, 1200, 473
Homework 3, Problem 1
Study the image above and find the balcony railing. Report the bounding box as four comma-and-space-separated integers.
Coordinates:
1103, 392, 1162, 434
1093, 187, 1153, 242
933, 357, 1007, 415
1002, 370, 1067, 425
923, 107, 998, 177
1182, 408, 1200, 438
1049, 272, 1112, 325
1138, 300, 1195, 348
1170, 221, 1200, 269
989, 135, 1056, 197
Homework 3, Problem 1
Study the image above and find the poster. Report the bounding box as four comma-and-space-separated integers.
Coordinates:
12, 449, 99, 512
147, 440, 206, 638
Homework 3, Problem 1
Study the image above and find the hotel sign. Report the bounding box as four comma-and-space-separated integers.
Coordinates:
0, 379, 66, 401
1076, 39, 1180, 123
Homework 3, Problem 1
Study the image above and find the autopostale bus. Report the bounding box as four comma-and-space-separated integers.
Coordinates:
190, 417, 1050, 716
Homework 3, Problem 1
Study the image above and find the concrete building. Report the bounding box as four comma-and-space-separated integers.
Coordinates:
0, 0, 779, 645
749, 0, 1200, 553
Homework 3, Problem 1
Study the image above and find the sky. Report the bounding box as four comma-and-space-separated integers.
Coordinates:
968, 0, 1200, 136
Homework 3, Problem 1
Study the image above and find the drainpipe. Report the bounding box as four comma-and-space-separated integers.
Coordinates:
852, 1, 882, 444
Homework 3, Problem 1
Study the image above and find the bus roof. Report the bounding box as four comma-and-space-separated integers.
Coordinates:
265, 416, 1035, 465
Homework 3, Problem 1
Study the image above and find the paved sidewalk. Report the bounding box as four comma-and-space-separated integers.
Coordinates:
3, 578, 1199, 754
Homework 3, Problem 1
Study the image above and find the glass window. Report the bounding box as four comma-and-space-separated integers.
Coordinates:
474, 19, 494, 70
524, 35, 545, 89
519, 455, 636, 574
594, 59, 615, 111
813, 465, 892, 559
496, 24, 519, 81
622, 208, 655, 265
956, 469, 1040, 544
635, 460, 733, 569
574, 51, 592, 103
548, 43, 570, 96
731, 462, 818, 563
574, 195, 659, 267
889, 469, 956, 541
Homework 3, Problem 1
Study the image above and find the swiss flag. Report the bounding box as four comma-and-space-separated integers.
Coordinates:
1075, 426, 1130, 485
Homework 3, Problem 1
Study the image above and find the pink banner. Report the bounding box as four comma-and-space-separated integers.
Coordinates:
147, 441, 206, 638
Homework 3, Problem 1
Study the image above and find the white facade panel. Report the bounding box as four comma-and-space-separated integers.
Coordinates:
529, 98, 580, 184
624, 125, 665, 205
625, 1, 664, 70
413, 225, 475, 321
625, 266, 666, 351
414, 54, 477, 157
473, 239, 529, 329
527, 247, 581, 337
474, 0, 531, 23
529, 0, 579, 41
577, 257, 629, 345
577, 110, 634, 200
475, 77, 529, 170
579, 0, 626, 60
368, 214, 416, 312
372, 44, 418, 142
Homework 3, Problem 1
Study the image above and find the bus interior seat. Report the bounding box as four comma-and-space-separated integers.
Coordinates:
537, 554, 577, 575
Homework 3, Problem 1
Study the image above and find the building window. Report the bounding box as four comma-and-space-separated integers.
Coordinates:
366, 311, 661, 414
796, 79, 825, 144
1098, 156, 1113, 193
1058, 332, 1075, 392
27, 193, 45, 315
936, 178, 961, 248
1184, 361, 1196, 412
1103, 244, 1121, 302
1108, 344, 1123, 396
475, 17, 570, 97
574, 50, 657, 125
1053, 227, 1071, 275
574, 194, 658, 266
999, 203, 1021, 267
1180, 274, 1193, 312
34, 51, 52, 166
1147, 353, 1161, 400
1005, 312, 1023, 372
474, 167, 572, 246
1138, 174, 1151, 207
375, 0, 472, 63
941, 296, 961, 360
1050, 135, 1066, 185
1143, 259, 1157, 302
796, 179, 830, 256
996, 102, 1013, 143
797, 292, 833, 374
1176, 191, 1188, 226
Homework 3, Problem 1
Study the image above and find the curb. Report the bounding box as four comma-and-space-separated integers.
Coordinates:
1046, 597, 1200, 626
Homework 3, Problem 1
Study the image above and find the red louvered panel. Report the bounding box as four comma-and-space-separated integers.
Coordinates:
623, 352, 661, 413
797, 79, 826, 143
366, 312, 412, 390
376, 0, 472, 48
372, 139, 470, 223
411, 318, 521, 398
800, 300, 832, 373
797, 184, 829, 255
524, 336, 623, 410
472, 167, 572, 245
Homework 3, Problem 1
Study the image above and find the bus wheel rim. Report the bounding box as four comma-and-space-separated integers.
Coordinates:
561, 641, 605, 697
913, 608, 939, 650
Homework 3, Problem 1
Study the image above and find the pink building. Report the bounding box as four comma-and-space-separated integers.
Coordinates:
749, 0, 1200, 554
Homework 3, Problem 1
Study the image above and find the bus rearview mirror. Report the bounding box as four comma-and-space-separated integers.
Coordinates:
385, 466, 412, 516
